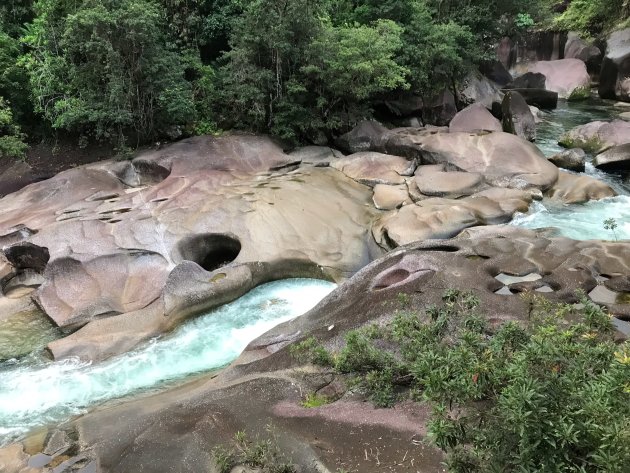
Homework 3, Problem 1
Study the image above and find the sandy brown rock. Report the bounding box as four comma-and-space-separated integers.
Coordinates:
372, 184, 411, 210
449, 103, 502, 133
34, 251, 170, 329
373, 189, 532, 247
384, 130, 558, 190
289, 146, 343, 167
331, 151, 415, 186
0, 134, 383, 360
414, 171, 483, 198
16, 228, 628, 473
546, 171, 617, 204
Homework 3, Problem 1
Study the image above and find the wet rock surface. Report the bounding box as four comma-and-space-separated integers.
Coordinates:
548, 148, 586, 172
560, 119, 630, 153
502, 90, 537, 141
5, 227, 630, 473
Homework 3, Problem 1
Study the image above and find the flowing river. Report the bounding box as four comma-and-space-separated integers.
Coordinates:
511, 98, 630, 240
0, 278, 336, 446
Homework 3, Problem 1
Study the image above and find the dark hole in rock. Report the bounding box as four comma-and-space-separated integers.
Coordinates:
176, 234, 242, 272
114, 159, 171, 187
2, 269, 45, 297
3, 242, 50, 272
418, 245, 459, 253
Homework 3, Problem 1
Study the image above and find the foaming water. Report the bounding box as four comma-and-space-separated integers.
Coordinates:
511, 196, 630, 240
512, 98, 630, 239
0, 278, 336, 445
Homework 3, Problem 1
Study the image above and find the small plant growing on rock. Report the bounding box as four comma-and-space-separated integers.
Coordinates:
568, 86, 591, 101
558, 134, 604, 153
301, 392, 330, 408
289, 336, 333, 366
604, 217, 619, 241
212, 431, 297, 473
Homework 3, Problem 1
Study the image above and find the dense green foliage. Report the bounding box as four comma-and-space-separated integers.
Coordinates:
554, 0, 630, 37
293, 290, 630, 472
0, 0, 626, 152
0, 0, 561, 151
0, 97, 27, 159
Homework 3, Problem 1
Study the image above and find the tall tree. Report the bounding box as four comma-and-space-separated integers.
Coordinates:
23, 0, 196, 147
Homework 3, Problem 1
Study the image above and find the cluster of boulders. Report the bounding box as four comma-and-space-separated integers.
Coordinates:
558, 119, 630, 170
3, 226, 629, 473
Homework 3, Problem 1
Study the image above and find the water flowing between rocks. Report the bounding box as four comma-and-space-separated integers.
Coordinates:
511, 99, 630, 240
0, 278, 336, 446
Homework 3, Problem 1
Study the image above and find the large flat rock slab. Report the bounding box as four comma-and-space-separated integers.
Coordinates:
384, 130, 558, 190
331, 151, 415, 186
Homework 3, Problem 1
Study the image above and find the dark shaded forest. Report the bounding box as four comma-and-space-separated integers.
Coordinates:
0, 0, 627, 156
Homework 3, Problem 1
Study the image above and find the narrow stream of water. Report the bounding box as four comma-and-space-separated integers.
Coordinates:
511, 98, 630, 240
0, 278, 336, 446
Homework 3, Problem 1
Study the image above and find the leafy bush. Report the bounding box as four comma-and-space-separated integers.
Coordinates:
289, 336, 333, 366
0, 97, 27, 159
313, 289, 630, 472
554, 0, 629, 37
568, 86, 591, 102
23, 0, 195, 146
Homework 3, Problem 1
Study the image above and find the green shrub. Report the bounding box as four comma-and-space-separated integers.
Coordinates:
288, 336, 333, 366
0, 97, 27, 159
315, 289, 630, 472
301, 392, 330, 408
568, 86, 591, 101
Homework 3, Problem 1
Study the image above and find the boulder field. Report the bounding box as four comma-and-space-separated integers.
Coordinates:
3, 227, 630, 473
0, 128, 617, 364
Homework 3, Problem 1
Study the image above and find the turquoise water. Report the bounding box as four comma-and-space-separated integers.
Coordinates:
511, 99, 630, 240
0, 278, 336, 445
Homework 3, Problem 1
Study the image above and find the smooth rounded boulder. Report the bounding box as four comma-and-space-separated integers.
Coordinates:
334, 120, 388, 154
564, 32, 602, 74
457, 72, 503, 108
502, 91, 536, 141
373, 188, 533, 247
507, 72, 547, 89
504, 88, 558, 109
414, 171, 484, 198
331, 152, 416, 186
546, 171, 617, 204
382, 129, 558, 191
528, 59, 591, 99
559, 120, 630, 153
449, 103, 502, 133
548, 148, 586, 172
594, 143, 630, 170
